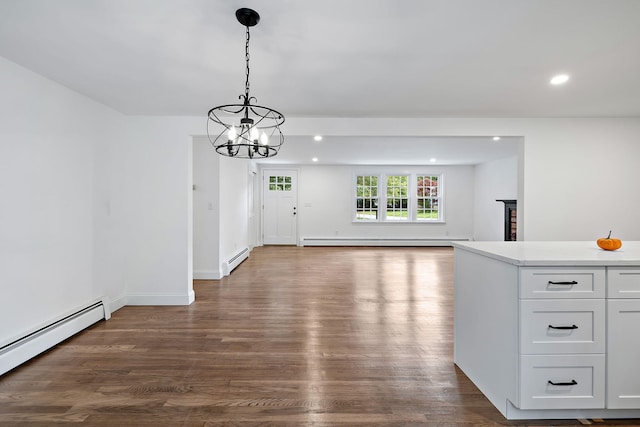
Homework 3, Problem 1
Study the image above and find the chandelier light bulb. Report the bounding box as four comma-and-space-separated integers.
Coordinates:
250, 126, 260, 142
260, 132, 269, 145
228, 126, 237, 142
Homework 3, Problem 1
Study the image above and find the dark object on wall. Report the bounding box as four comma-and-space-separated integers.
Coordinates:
496, 199, 517, 241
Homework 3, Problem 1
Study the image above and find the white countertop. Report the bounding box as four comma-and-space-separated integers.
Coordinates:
452, 241, 640, 266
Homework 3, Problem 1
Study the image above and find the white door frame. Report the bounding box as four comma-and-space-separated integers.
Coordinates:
261, 168, 299, 245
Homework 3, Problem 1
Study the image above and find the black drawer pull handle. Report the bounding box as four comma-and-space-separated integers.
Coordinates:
548, 380, 577, 386
548, 324, 578, 330
548, 280, 578, 285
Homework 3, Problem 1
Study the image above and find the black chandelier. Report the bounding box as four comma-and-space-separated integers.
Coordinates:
207, 8, 285, 159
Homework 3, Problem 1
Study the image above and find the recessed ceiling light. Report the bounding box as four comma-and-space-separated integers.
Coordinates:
312, 157, 318, 162
550, 74, 570, 85
493, 136, 501, 141
314, 135, 323, 142
429, 158, 437, 163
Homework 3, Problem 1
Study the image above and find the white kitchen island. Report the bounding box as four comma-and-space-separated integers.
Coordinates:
453, 241, 640, 420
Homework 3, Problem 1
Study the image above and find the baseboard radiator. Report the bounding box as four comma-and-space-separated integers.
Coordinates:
299, 237, 470, 247
221, 247, 250, 276
0, 298, 110, 376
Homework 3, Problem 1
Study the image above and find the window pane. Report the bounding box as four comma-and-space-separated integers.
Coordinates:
386, 175, 408, 221
355, 175, 379, 221
416, 175, 441, 221
356, 173, 442, 222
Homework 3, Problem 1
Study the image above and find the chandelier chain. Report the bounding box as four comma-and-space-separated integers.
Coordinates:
244, 26, 250, 101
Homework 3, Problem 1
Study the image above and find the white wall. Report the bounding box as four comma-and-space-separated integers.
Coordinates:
247, 162, 259, 249
192, 138, 220, 279
295, 164, 475, 241
0, 57, 125, 346
93, 115, 640, 310
121, 119, 640, 289
192, 137, 252, 279
518, 120, 640, 241
92, 109, 128, 310
473, 156, 518, 241
219, 157, 250, 269
281, 117, 640, 241
119, 116, 198, 304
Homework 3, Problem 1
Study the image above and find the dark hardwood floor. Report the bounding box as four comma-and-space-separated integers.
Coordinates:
1, 246, 639, 426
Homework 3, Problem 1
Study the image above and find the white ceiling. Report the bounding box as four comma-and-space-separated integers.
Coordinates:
1, 0, 638, 164
257, 135, 520, 165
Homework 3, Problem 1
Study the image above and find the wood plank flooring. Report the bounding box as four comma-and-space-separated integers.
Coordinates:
1, 246, 639, 426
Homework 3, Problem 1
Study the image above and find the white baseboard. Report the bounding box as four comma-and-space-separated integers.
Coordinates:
505, 400, 640, 420
221, 247, 250, 276
193, 270, 223, 280
0, 289, 196, 376
194, 248, 251, 280
299, 237, 469, 247
126, 290, 195, 306
0, 299, 108, 376
108, 295, 127, 313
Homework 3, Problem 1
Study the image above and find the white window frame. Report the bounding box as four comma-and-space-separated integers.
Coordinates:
354, 174, 380, 221
415, 174, 443, 222
382, 174, 410, 221
353, 173, 444, 223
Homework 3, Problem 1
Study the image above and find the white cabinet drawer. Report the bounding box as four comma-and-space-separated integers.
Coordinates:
520, 299, 605, 354
519, 354, 605, 410
520, 267, 605, 299
608, 267, 640, 298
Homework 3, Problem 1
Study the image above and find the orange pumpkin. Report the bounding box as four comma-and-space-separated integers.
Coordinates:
597, 231, 622, 251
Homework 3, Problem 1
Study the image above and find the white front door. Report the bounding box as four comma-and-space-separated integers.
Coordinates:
262, 169, 298, 245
